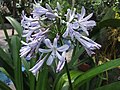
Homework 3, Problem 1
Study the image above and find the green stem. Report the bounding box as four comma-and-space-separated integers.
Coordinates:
65, 60, 73, 90
72, 0, 75, 8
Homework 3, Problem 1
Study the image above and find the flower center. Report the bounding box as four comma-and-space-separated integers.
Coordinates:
53, 47, 57, 51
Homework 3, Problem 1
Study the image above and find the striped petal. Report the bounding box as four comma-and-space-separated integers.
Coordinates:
57, 45, 69, 52
46, 54, 54, 65
53, 38, 57, 48
39, 48, 52, 53
45, 39, 53, 48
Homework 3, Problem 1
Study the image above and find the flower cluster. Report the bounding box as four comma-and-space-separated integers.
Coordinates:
20, 2, 101, 75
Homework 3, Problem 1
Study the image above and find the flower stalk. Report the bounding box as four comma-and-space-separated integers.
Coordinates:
65, 60, 73, 90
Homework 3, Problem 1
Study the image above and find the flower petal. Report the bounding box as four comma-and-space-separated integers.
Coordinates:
81, 20, 96, 27
45, 3, 53, 12
46, 12, 57, 18
62, 28, 69, 38
46, 54, 54, 65
20, 46, 31, 57
56, 60, 65, 73
45, 39, 53, 48
57, 45, 69, 52
72, 22, 79, 29
39, 48, 52, 53
80, 25, 89, 36
57, 2, 61, 11
75, 33, 101, 56
80, 6, 86, 19
81, 13, 93, 21
53, 38, 57, 48
56, 51, 64, 61
29, 59, 45, 75
32, 5, 48, 17
84, 47, 95, 56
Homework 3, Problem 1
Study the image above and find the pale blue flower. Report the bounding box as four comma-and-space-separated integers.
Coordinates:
62, 23, 75, 40
63, 8, 76, 39
74, 31, 101, 56
56, 52, 66, 73
20, 40, 40, 60
73, 6, 96, 35
32, 3, 48, 17
21, 11, 40, 29
39, 38, 69, 65
32, 3, 58, 19
29, 51, 66, 75
21, 11, 41, 41
66, 8, 76, 22
20, 29, 47, 60
29, 55, 47, 75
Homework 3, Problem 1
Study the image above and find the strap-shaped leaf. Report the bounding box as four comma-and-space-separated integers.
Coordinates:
11, 36, 23, 90
0, 47, 14, 79
55, 70, 83, 90
95, 81, 120, 90
36, 65, 48, 90
6, 16, 22, 37
73, 58, 120, 89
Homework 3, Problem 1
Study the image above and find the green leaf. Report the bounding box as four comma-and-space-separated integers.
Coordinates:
95, 81, 120, 90
21, 58, 30, 75
91, 19, 120, 41
11, 36, 23, 90
0, 67, 10, 78
6, 16, 22, 37
29, 59, 36, 90
0, 47, 14, 80
36, 65, 48, 90
0, 80, 11, 90
0, 15, 11, 50
55, 70, 83, 90
99, 19, 120, 28
101, 7, 115, 22
73, 58, 120, 89
69, 43, 84, 67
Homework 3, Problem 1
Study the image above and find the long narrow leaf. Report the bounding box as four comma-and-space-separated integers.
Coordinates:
0, 15, 11, 50
30, 59, 36, 90
95, 81, 120, 90
11, 36, 23, 90
55, 70, 83, 90
6, 16, 22, 37
36, 65, 48, 90
0, 48, 14, 80
73, 58, 120, 89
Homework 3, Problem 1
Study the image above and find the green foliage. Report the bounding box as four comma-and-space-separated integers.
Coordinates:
55, 70, 83, 90
6, 16, 22, 37
11, 36, 23, 90
0, 0, 120, 90
36, 65, 48, 90
95, 81, 120, 90
73, 58, 120, 89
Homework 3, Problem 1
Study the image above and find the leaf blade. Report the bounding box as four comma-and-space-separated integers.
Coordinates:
73, 58, 120, 89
